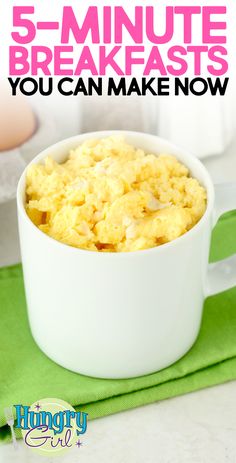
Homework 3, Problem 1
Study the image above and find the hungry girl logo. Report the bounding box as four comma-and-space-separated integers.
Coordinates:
14, 398, 88, 456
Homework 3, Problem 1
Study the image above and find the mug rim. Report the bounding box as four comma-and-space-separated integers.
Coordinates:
17, 130, 215, 258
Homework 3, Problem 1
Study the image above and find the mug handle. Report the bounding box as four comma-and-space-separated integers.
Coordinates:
206, 183, 236, 297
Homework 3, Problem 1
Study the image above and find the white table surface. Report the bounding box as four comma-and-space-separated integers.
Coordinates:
1, 137, 236, 462
1, 381, 236, 463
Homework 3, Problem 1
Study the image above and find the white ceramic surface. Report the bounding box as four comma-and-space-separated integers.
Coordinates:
16, 131, 236, 378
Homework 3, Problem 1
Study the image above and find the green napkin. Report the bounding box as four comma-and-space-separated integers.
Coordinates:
1, 212, 236, 443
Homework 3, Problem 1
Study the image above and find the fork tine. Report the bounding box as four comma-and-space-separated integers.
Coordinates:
4, 406, 14, 421
4, 406, 18, 450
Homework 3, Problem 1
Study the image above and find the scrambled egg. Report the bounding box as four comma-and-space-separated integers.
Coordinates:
26, 137, 207, 252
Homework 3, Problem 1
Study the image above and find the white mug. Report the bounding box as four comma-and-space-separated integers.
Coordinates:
17, 131, 236, 379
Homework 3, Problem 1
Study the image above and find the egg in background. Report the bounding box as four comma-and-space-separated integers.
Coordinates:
0, 82, 36, 152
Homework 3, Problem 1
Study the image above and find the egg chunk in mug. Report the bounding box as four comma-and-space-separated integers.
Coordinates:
26, 137, 207, 252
